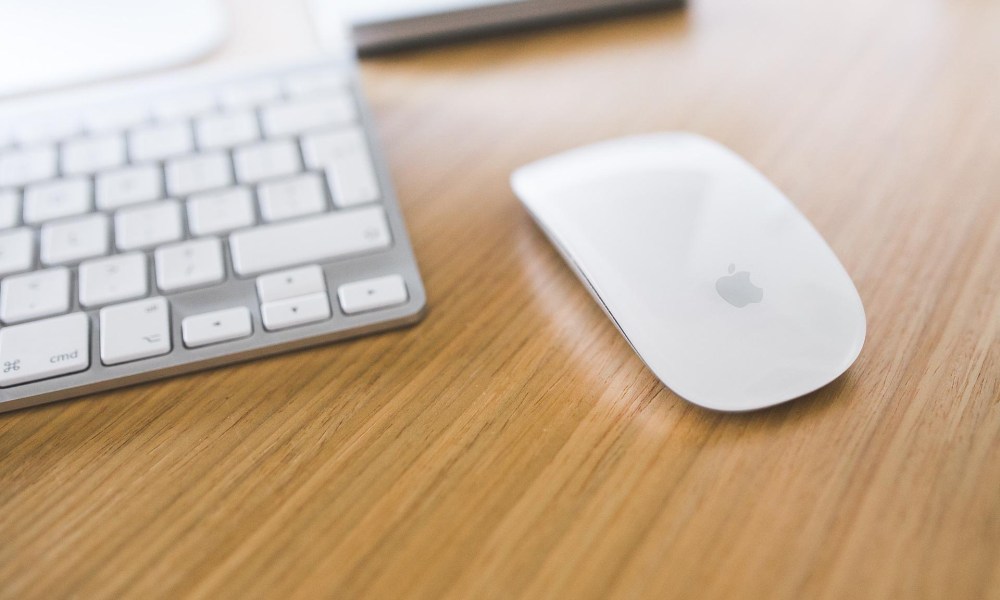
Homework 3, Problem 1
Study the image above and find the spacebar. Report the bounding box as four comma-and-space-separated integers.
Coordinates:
230, 206, 393, 276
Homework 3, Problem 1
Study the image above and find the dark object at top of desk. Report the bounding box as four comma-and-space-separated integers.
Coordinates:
350, 0, 684, 54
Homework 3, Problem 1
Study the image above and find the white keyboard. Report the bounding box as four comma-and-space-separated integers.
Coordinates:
0, 59, 426, 412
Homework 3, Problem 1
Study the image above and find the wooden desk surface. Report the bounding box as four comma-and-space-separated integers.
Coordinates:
1, 0, 998, 598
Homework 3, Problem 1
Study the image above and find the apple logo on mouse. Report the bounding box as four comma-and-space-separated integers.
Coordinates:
716, 263, 763, 308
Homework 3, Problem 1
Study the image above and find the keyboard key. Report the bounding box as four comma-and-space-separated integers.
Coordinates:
260, 94, 356, 138
182, 307, 252, 348
301, 125, 368, 168
129, 122, 194, 162
0, 228, 35, 276
23, 177, 92, 224
229, 206, 392, 276
233, 140, 302, 183
61, 134, 126, 175
100, 297, 171, 365
0, 267, 71, 324
195, 111, 260, 149
256, 265, 326, 303
79, 252, 148, 308
165, 152, 233, 197
154, 237, 225, 292
285, 69, 350, 98
115, 199, 183, 251
220, 79, 282, 109
258, 173, 327, 222
302, 128, 380, 207
40, 213, 110, 265
96, 165, 162, 210
187, 186, 256, 236
0, 146, 58, 187
261, 292, 331, 331
0, 312, 90, 388
338, 275, 408, 314
0, 191, 20, 229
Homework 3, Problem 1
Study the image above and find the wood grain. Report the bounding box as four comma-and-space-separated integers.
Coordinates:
1, 0, 998, 598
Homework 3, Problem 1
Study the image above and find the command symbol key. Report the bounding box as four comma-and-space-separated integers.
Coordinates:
0, 313, 90, 387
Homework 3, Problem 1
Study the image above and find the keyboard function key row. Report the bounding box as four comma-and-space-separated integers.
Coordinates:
0, 66, 350, 149
260, 93, 357, 138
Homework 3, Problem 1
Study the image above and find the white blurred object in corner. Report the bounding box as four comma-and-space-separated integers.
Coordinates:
0, 0, 227, 98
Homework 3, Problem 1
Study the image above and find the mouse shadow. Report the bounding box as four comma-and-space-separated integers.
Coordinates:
695, 373, 851, 423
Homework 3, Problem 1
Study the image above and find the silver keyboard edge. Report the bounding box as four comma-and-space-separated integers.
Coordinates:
0, 303, 426, 414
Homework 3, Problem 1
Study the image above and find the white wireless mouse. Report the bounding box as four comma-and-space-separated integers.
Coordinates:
511, 133, 866, 412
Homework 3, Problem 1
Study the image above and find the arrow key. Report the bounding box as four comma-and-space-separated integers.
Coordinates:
337, 274, 408, 315
260, 292, 330, 331
182, 307, 253, 348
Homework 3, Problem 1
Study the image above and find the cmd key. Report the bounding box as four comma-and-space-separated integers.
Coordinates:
0, 313, 90, 387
